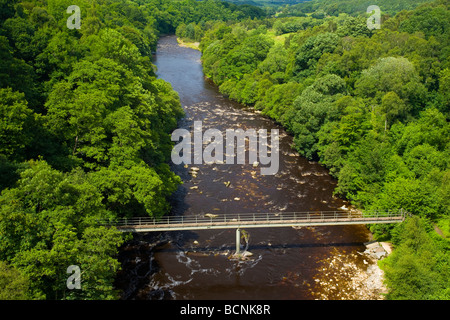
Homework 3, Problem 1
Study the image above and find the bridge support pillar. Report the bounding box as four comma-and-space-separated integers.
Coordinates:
236, 228, 241, 255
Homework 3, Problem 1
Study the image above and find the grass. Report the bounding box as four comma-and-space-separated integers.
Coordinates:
266, 29, 295, 45
176, 37, 200, 50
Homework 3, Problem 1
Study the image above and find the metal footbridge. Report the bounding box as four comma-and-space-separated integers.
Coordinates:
107, 210, 405, 233
104, 210, 405, 255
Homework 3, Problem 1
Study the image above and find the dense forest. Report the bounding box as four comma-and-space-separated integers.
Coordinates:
0, 0, 263, 300
275, 0, 438, 16
181, 0, 450, 299
0, 0, 448, 300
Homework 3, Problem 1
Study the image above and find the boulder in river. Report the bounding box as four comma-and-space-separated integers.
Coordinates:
189, 167, 200, 176
363, 241, 388, 260
243, 251, 253, 257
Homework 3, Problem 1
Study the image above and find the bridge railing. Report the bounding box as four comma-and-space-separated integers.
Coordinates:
99, 210, 405, 229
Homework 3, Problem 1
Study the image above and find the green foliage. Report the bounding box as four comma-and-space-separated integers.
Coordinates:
380, 216, 450, 300
273, 17, 322, 35
0, 36, 39, 108
0, 0, 196, 300
0, 159, 127, 299
398, 4, 450, 41
284, 74, 347, 159
438, 68, 450, 115
203, 27, 274, 84
0, 260, 30, 300
293, 32, 340, 79
317, 96, 369, 176
150, 0, 266, 34
176, 22, 205, 42
354, 57, 427, 116
0, 88, 34, 161
258, 43, 289, 81
255, 81, 303, 121
278, 0, 436, 17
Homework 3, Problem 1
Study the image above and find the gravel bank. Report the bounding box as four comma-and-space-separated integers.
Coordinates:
311, 242, 390, 300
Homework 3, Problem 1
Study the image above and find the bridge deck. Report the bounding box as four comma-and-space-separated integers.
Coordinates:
106, 211, 405, 233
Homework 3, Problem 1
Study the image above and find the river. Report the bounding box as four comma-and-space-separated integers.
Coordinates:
114, 36, 379, 300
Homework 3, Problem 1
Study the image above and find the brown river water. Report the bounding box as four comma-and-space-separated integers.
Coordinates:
114, 36, 376, 300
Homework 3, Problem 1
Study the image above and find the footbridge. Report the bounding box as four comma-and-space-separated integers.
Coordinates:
104, 210, 406, 254
109, 210, 405, 233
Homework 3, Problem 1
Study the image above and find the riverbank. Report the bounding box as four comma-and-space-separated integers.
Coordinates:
311, 236, 391, 300
176, 37, 200, 50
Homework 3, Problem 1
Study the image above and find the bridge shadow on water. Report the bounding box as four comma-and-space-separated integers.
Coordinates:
148, 229, 366, 254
